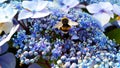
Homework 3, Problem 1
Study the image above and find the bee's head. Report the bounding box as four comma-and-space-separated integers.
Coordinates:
61, 17, 69, 25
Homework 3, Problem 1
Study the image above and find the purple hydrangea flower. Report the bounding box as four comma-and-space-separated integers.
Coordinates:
86, 2, 114, 27
18, 0, 51, 20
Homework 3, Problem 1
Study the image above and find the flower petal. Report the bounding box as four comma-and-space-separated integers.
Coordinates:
113, 4, 120, 16
0, 0, 6, 3
63, 0, 79, 8
36, 1, 48, 11
22, 1, 37, 11
0, 24, 19, 46
4, 4, 18, 20
0, 53, 16, 68
0, 4, 17, 22
86, 4, 101, 13
0, 8, 9, 22
28, 63, 42, 68
31, 9, 51, 18
93, 13, 110, 27
0, 43, 8, 54
99, 2, 113, 11
61, 6, 70, 13
18, 9, 33, 20
106, 11, 114, 18
71, 34, 79, 40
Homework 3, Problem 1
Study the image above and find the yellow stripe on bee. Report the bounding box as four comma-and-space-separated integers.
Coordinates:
60, 27, 71, 31
116, 16, 120, 20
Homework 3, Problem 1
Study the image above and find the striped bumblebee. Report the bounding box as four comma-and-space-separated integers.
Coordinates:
54, 17, 78, 33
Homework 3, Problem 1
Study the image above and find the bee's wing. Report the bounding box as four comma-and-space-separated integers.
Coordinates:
53, 22, 63, 29
69, 20, 78, 27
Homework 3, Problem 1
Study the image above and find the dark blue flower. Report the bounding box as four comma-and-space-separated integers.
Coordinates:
0, 44, 16, 68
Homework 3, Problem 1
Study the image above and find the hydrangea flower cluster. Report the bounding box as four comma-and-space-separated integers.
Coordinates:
13, 7, 120, 68
0, 0, 120, 68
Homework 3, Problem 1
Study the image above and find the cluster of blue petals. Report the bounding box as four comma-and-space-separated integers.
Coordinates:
13, 8, 120, 68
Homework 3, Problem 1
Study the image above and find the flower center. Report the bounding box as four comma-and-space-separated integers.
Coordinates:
67, 5, 70, 8
100, 9, 106, 13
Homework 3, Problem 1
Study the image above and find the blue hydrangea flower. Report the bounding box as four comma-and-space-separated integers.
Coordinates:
18, 0, 51, 20
49, 8, 119, 68
86, 2, 114, 27
13, 26, 51, 64
13, 7, 120, 68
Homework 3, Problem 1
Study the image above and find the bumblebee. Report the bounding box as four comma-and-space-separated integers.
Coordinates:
54, 17, 78, 33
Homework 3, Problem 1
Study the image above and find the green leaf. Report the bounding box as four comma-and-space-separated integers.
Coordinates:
105, 28, 120, 44
109, 14, 118, 23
